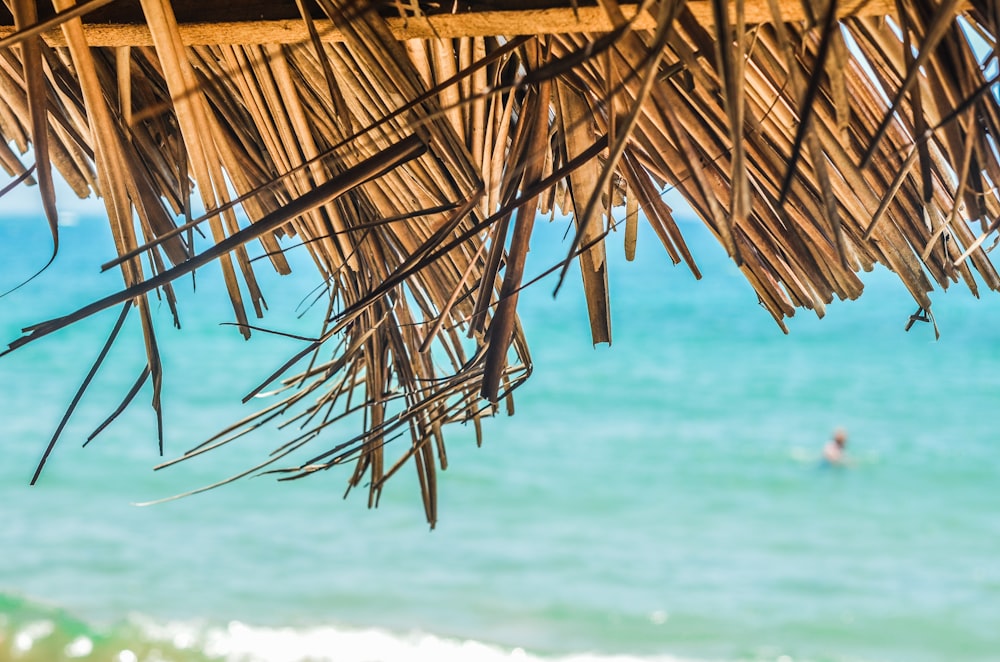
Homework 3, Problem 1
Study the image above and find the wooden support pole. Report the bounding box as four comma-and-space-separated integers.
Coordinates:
0, 1, 897, 47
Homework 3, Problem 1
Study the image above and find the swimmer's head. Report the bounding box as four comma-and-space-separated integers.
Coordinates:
833, 428, 848, 447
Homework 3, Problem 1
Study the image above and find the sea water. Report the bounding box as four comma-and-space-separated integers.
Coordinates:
1, 204, 999, 662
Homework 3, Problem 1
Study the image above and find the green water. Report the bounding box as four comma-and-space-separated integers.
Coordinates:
2, 210, 999, 661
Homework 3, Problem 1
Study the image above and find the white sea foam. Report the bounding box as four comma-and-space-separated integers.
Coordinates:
137, 618, 710, 662
64, 634, 94, 658
13, 619, 54, 653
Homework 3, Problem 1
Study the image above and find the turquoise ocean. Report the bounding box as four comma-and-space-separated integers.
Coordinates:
2, 202, 999, 662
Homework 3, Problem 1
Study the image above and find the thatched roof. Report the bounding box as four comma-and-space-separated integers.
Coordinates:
2, 0, 998, 525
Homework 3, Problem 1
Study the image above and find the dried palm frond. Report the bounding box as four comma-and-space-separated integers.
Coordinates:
2, 0, 999, 525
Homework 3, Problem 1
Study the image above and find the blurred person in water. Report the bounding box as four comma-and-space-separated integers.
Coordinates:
822, 428, 850, 467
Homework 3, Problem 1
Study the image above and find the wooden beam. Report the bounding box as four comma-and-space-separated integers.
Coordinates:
0, 1, 896, 47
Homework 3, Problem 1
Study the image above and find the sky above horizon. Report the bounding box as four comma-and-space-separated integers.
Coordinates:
2, 153, 105, 221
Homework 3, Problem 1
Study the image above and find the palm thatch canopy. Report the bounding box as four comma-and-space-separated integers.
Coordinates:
2, 0, 999, 524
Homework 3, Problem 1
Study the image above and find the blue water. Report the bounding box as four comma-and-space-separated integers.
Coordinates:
2, 205, 999, 662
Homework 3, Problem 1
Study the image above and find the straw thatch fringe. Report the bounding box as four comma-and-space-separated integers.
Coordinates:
2, 0, 999, 525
